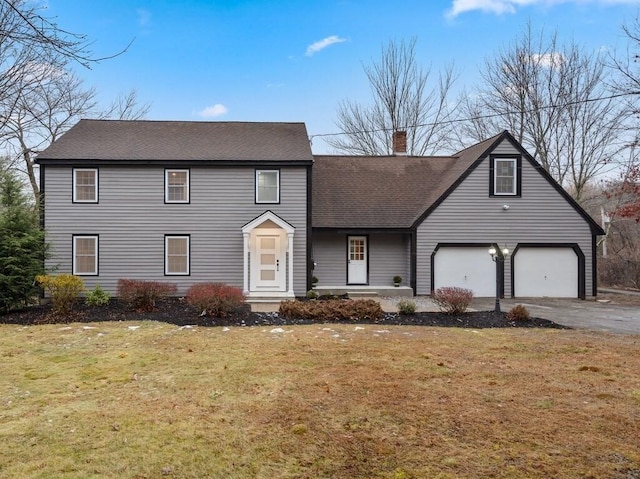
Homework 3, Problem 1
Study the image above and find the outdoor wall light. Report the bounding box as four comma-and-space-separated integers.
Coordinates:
502, 204, 510, 210
488, 246, 510, 313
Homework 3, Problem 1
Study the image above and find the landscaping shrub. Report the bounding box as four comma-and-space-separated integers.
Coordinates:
117, 279, 177, 312
432, 287, 474, 314
185, 283, 245, 317
35, 274, 84, 314
85, 284, 111, 306
306, 289, 319, 300
507, 304, 530, 322
279, 298, 383, 321
397, 299, 416, 315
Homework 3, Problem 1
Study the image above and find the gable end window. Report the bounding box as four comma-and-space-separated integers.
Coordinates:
73, 235, 98, 275
165, 235, 190, 275
73, 168, 98, 203
165, 169, 190, 203
490, 156, 521, 197
255, 169, 280, 203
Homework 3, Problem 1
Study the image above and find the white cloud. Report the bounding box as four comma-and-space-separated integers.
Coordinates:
446, 0, 640, 18
198, 104, 228, 118
305, 35, 347, 56
530, 52, 564, 67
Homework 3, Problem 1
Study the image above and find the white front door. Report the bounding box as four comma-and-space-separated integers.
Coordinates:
252, 232, 286, 292
347, 236, 367, 284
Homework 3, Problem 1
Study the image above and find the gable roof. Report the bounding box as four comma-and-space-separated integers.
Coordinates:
312, 130, 604, 235
36, 119, 314, 165
312, 132, 503, 229
312, 155, 460, 228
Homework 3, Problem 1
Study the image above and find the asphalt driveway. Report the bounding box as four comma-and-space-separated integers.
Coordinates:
470, 295, 640, 335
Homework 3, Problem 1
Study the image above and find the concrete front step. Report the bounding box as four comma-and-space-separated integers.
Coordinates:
315, 286, 413, 298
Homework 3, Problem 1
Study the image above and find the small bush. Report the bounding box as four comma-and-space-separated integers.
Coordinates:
85, 284, 110, 306
397, 299, 416, 315
306, 289, 319, 300
311, 276, 319, 285
117, 279, 177, 312
279, 298, 383, 321
393, 275, 402, 284
186, 283, 245, 317
507, 304, 530, 322
36, 274, 84, 314
432, 287, 474, 314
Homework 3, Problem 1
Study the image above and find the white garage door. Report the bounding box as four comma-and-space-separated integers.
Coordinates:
514, 247, 578, 298
434, 247, 496, 297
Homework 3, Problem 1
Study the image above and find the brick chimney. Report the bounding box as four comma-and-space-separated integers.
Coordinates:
392, 130, 407, 156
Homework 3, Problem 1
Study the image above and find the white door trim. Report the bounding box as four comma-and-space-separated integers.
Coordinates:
347, 236, 368, 285
241, 211, 295, 298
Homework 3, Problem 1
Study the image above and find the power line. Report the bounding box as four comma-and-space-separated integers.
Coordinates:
308, 90, 640, 141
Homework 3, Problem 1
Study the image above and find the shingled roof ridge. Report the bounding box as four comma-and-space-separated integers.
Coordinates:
76, 118, 307, 126
453, 130, 507, 157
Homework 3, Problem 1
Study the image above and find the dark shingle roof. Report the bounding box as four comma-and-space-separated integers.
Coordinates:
36, 119, 313, 163
312, 133, 504, 229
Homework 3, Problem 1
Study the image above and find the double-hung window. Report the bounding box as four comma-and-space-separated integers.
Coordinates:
165, 169, 190, 203
165, 235, 190, 275
73, 235, 98, 275
256, 169, 279, 203
490, 156, 520, 196
73, 168, 98, 203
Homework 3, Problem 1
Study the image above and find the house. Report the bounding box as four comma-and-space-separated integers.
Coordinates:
36, 120, 604, 300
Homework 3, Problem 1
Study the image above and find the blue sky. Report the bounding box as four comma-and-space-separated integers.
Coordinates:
46, 0, 640, 153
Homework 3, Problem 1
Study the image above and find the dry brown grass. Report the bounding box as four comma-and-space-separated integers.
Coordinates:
1, 322, 639, 478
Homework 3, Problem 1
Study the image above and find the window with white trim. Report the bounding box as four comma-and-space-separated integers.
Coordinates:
494, 158, 517, 195
255, 170, 279, 203
73, 168, 98, 202
165, 235, 190, 275
165, 169, 189, 203
73, 235, 98, 275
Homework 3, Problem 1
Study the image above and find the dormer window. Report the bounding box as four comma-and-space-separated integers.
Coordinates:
490, 156, 521, 197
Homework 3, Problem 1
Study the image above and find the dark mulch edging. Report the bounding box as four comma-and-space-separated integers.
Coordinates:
0, 297, 569, 329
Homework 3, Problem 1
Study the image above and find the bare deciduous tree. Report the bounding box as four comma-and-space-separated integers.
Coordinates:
0, 0, 144, 203
1, 67, 150, 203
328, 38, 458, 156
458, 24, 630, 202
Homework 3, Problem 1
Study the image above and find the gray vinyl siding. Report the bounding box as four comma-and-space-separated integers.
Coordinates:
416, 139, 595, 296
44, 165, 308, 295
312, 232, 410, 286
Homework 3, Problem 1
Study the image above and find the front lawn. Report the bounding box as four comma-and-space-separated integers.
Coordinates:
1, 322, 638, 478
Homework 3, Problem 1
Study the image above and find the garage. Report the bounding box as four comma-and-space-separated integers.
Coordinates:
513, 246, 579, 298
433, 246, 496, 297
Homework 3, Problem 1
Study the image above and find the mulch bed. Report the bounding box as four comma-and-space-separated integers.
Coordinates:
0, 297, 568, 329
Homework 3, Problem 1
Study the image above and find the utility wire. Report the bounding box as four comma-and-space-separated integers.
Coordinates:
308, 90, 640, 141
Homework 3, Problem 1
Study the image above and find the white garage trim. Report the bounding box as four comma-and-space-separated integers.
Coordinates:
512, 244, 585, 299
432, 244, 499, 298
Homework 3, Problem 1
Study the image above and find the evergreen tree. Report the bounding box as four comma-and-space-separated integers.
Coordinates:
0, 164, 47, 312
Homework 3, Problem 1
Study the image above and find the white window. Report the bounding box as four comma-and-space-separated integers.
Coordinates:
73, 168, 98, 202
165, 169, 189, 203
73, 236, 98, 275
165, 236, 190, 275
256, 170, 279, 203
494, 159, 517, 195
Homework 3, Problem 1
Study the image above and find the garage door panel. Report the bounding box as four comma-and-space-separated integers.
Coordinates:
514, 247, 577, 298
434, 247, 495, 297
